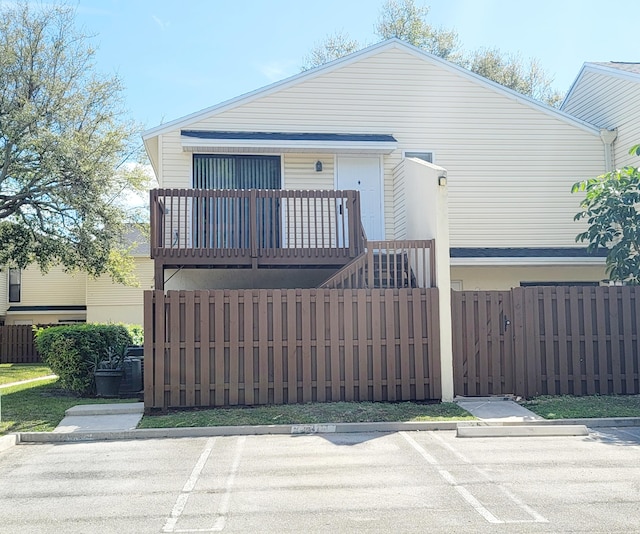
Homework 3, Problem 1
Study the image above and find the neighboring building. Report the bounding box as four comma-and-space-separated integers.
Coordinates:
562, 61, 640, 170
0, 231, 153, 326
143, 39, 611, 291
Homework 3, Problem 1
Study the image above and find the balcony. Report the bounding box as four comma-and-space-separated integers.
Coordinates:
150, 188, 365, 270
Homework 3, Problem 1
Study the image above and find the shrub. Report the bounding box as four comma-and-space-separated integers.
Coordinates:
34, 324, 133, 395
123, 324, 143, 346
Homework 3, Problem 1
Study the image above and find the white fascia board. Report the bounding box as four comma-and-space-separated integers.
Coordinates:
561, 63, 589, 110
396, 45, 601, 136
181, 137, 397, 153
562, 62, 640, 110
450, 257, 606, 267
142, 40, 402, 141
584, 62, 640, 83
143, 38, 600, 142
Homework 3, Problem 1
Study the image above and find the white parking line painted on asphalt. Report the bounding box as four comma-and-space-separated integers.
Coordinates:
400, 432, 502, 524
210, 436, 246, 532
163, 438, 217, 533
167, 436, 247, 533
429, 431, 548, 524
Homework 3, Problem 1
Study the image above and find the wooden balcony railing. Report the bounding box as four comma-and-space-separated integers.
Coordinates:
320, 239, 436, 289
150, 188, 365, 266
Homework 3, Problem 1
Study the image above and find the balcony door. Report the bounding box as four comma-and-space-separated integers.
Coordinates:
192, 155, 282, 248
336, 155, 384, 240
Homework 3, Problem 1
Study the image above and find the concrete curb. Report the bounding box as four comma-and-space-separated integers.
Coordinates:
456, 417, 640, 428
17, 416, 640, 444
7, 416, 640, 447
0, 433, 18, 452
457, 424, 589, 438
17, 420, 460, 443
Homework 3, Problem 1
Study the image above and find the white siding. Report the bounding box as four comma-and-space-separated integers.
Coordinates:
283, 154, 334, 190
86, 258, 154, 306
155, 46, 605, 248
19, 266, 86, 306
562, 69, 640, 169
0, 269, 7, 316
86, 258, 154, 325
393, 160, 407, 239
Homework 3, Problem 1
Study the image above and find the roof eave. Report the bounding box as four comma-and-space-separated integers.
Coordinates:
562, 62, 640, 110
451, 257, 605, 267
181, 137, 397, 154
143, 38, 600, 142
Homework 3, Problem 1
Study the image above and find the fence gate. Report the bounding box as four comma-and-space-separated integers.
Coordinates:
452, 291, 515, 396
453, 287, 640, 399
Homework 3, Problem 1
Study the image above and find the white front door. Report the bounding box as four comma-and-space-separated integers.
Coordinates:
336, 156, 384, 240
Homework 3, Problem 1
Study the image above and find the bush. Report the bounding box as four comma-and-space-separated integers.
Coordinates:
34, 324, 133, 395
123, 324, 143, 346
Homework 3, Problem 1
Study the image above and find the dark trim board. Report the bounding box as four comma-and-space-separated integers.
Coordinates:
181, 130, 397, 143
7, 305, 87, 312
450, 247, 608, 258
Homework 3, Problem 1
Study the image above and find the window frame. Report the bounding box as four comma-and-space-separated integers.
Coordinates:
402, 150, 435, 164
8, 268, 21, 303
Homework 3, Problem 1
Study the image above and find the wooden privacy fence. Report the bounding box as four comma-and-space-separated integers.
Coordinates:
0, 325, 41, 364
453, 286, 640, 398
144, 288, 441, 410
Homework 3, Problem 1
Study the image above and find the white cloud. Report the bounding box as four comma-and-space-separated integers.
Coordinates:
152, 14, 169, 31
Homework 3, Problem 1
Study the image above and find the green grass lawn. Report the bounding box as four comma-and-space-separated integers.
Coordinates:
522, 395, 640, 419
0, 378, 136, 434
139, 401, 474, 428
0, 363, 54, 385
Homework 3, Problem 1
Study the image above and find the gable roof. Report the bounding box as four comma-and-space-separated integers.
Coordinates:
562, 61, 640, 109
143, 39, 599, 144
591, 62, 640, 75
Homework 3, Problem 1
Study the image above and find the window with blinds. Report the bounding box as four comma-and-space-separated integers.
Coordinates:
192, 155, 282, 248
193, 155, 281, 189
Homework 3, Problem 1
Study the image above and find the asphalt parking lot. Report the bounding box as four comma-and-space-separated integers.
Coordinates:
0, 427, 639, 533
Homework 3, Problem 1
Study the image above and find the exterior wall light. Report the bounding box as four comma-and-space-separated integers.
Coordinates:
315, 160, 323, 172
438, 175, 447, 186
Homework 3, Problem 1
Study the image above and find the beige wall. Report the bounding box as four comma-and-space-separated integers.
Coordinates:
86, 258, 154, 325
450, 264, 607, 291
19, 266, 87, 306
284, 153, 335, 190
154, 44, 605, 249
0, 268, 7, 317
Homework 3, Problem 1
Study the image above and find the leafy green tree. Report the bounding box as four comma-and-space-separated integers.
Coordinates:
572, 147, 640, 284
0, 2, 147, 283
301, 0, 562, 106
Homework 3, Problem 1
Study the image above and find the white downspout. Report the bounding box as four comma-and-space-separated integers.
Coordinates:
600, 128, 618, 172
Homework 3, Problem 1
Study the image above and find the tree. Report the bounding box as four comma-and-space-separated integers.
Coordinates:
0, 2, 146, 283
463, 48, 562, 107
374, 0, 460, 61
572, 147, 640, 284
301, 0, 562, 106
301, 31, 361, 71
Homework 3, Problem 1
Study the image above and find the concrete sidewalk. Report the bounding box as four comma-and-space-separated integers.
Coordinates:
454, 396, 543, 422
53, 402, 144, 433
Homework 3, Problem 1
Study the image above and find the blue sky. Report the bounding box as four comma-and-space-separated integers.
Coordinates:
68, 0, 637, 129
